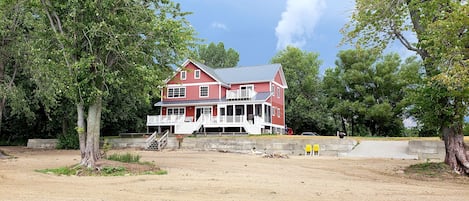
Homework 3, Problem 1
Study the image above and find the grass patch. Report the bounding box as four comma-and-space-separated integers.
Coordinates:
36, 166, 78, 176
405, 162, 450, 178
107, 153, 141, 163
37, 153, 165, 176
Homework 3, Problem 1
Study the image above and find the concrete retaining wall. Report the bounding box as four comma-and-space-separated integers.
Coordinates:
27, 137, 356, 156
167, 137, 357, 156
408, 140, 445, 160
27, 139, 58, 149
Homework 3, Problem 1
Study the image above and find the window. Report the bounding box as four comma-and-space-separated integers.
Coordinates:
167, 107, 185, 115
272, 106, 275, 116
271, 84, 274, 93
200, 86, 209, 97
240, 85, 254, 97
167, 87, 185, 98
180, 71, 186, 80
194, 70, 200, 79
277, 87, 280, 98
277, 108, 280, 117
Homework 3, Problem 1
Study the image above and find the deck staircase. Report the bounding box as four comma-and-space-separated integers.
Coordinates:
145, 130, 169, 151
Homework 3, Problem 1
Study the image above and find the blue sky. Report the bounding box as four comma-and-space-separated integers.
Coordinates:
175, 0, 357, 74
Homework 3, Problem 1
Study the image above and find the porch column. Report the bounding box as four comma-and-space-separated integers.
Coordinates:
232, 105, 235, 122
261, 104, 265, 122
244, 104, 247, 123
217, 105, 220, 123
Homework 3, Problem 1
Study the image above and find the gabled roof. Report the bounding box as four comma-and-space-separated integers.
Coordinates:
173, 59, 287, 88
214, 64, 281, 84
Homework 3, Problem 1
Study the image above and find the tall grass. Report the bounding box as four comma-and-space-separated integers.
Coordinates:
107, 153, 141, 163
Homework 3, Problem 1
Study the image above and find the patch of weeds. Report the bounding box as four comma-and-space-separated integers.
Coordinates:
36, 166, 78, 176
107, 153, 140, 163
405, 162, 450, 178
101, 166, 127, 176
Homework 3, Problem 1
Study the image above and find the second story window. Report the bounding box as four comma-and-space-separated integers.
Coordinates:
200, 86, 209, 97
277, 108, 280, 117
194, 70, 200, 79
271, 84, 274, 93
277, 87, 280, 98
180, 71, 187, 80
168, 87, 185, 98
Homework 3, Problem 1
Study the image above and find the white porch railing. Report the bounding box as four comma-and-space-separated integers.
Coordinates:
147, 115, 187, 126
226, 89, 257, 100
147, 114, 266, 126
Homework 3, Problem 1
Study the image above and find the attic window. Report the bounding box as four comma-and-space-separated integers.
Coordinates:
277, 87, 280, 98
194, 70, 200, 79
180, 71, 187, 80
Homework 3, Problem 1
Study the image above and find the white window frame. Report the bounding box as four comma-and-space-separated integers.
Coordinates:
199, 86, 209, 97
277, 87, 280, 98
272, 106, 276, 116
194, 70, 200, 79
271, 84, 274, 93
277, 108, 280, 117
180, 71, 187, 80
167, 87, 186, 98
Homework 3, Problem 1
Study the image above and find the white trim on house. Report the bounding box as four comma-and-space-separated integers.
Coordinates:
167, 82, 219, 87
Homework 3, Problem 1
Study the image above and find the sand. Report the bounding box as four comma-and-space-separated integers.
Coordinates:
1, 146, 468, 201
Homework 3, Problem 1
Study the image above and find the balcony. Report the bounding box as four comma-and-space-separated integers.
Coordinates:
146, 115, 265, 126
226, 89, 257, 100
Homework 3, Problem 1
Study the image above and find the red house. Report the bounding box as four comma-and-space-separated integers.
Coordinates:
146, 59, 288, 135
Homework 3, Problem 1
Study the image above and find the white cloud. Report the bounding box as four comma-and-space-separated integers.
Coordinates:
211, 22, 229, 31
275, 0, 326, 50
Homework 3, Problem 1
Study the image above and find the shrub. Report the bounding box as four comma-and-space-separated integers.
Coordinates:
56, 131, 79, 150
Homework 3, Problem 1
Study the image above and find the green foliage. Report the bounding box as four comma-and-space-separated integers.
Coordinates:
107, 153, 141, 163
464, 122, 469, 136
271, 46, 336, 135
36, 167, 77, 176
192, 42, 240, 67
342, 0, 468, 137
324, 49, 416, 136
100, 166, 127, 176
56, 130, 79, 150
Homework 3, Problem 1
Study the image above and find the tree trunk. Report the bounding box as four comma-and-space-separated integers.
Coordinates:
0, 97, 4, 137
443, 124, 469, 175
77, 103, 86, 159
81, 98, 102, 168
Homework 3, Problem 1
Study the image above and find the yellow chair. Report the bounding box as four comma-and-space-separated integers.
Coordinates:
304, 144, 312, 156
313, 144, 320, 156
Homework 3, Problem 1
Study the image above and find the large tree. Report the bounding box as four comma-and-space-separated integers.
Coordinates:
193, 42, 239, 68
31, 0, 195, 168
271, 46, 335, 134
343, 0, 468, 174
0, 0, 36, 137
324, 49, 419, 136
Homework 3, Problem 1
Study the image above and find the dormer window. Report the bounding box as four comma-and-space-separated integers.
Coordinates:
194, 70, 200, 79
180, 71, 187, 80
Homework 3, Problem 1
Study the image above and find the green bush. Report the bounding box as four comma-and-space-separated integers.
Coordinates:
56, 131, 79, 150
107, 153, 141, 163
